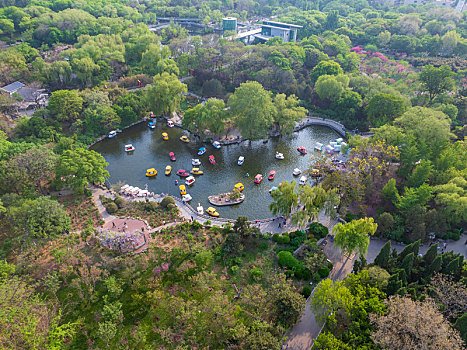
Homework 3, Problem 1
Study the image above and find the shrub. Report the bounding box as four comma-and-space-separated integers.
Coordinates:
105, 202, 118, 214
312, 272, 321, 283
114, 196, 125, 209
327, 262, 334, 270
295, 268, 311, 280
318, 267, 330, 278
273, 233, 290, 244
277, 251, 301, 270
444, 231, 460, 241
249, 267, 263, 281
160, 196, 175, 208
308, 222, 328, 239
143, 201, 158, 212
344, 213, 355, 222
302, 286, 312, 298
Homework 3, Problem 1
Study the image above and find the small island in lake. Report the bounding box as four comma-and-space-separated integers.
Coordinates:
208, 192, 245, 206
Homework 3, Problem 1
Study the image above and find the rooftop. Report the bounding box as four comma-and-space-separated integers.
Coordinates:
261, 20, 303, 29
1, 81, 25, 94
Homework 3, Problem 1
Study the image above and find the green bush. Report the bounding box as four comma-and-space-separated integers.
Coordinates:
444, 231, 460, 241
327, 262, 334, 270
312, 272, 321, 283
249, 267, 263, 281
318, 267, 330, 278
344, 213, 355, 222
308, 222, 328, 239
160, 196, 175, 208
277, 251, 301, 270
295, 268, 311, 280
105, 202, 118, 214
273, 233, 290, 244
114, 196, 125, 209
143, 201, 158, 212
302, 286, 312, 298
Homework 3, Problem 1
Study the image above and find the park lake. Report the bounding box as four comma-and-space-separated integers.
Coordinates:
92, 122, 341, 219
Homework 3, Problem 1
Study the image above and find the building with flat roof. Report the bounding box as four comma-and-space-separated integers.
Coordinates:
259, 20, 302, 43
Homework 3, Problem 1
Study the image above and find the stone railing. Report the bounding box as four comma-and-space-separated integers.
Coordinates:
295, 117, 348, 136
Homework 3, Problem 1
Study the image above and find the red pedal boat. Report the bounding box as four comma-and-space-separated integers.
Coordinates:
268, 170, 276, 180
254, 174, 263, 184
208, 155, 216, 164
297, 146, 307, 154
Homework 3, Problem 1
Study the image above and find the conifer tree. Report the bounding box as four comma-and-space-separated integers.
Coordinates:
427, 255, 442, 277
401, 252, 414, 276
423, 243, 438, 265
374, 241, 391, 268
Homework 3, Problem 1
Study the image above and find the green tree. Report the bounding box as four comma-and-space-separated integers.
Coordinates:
333, 218, 377, 257
273, 288, 305, 327
233, 216, 251, 238
182, 98, 227, 136
423, 243, 438, 265
401, 252, 414, 275
228, 81, 275, 140
12, 196, 70, 239
366, 93, 406, 127
454, 313, 467, 343
310, 278, 354, 323
269, 181, 298, 218
408, 160, 433, 187
48, 90, 83, 124
273, 93, 307, 134
310, 60, 343, 82
56, 148, 109, 193
146, 72, 187, 116
315, 75, 344, 102
313, 332, 351, 349
419, 65, 455, 102
374, 241, 391, 268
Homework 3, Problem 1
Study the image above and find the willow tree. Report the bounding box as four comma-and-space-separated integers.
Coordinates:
333, 218, 377, 257
269, 181, 298, 219
293, 184, 339, 229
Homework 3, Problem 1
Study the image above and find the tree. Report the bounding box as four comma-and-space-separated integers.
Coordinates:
269, 181, 298, 218
182, 99, 227, 136
394, 107, 452, 159
233, 216, 251, 238
273, 93, 307, 134
145, 72, 187, 116
273, 288, 305, 327
430, 274, 467, 321
293, 184, 339, 229
310, 60, 343, 82
401, 252, 414, 275
419, 65, 455, 102
315, 75, 344, 102
454, 313, 467, 343
310, 278, 354, 323
48, 90, 83, 124
56, 148, 109, 193
424, 243, 438, 265
374, 241, 391, 268
243, 331, 281, 350
12, 196, 70, 239
333, 218, 377, 257
366, 93, 406, 127
228, 81, 275, 140
314, 332, 351, 349
371, 296, 464, 350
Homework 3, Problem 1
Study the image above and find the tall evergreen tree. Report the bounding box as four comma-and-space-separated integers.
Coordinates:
423, 243, 438, 265
401, 252, 415, 276
427, 255, 443, 277
374, 241, 391, 268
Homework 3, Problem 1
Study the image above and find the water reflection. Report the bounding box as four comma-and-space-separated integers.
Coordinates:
92, 121, 340, 219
